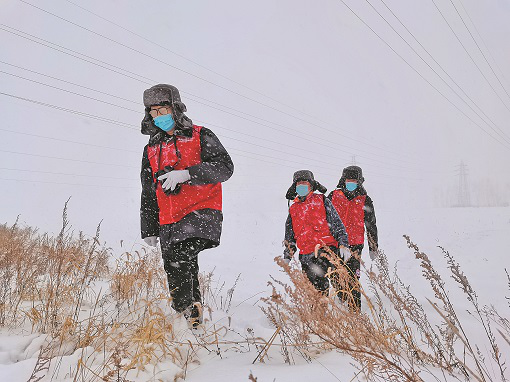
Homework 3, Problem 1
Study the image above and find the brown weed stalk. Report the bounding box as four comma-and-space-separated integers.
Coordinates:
263, 237, 508, 382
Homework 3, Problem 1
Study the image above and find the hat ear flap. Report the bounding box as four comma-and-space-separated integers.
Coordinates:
286, 183, 297, 200
141, 108, 158, 135
173, 101, 187, 113
315, 181, 327, 194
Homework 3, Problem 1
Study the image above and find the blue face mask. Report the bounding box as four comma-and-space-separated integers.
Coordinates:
345, 182, 358, 192
296, 184, 310, 197
153, 114, 175, 132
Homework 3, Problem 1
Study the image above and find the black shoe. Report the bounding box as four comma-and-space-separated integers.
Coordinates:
184, 302, 203, 329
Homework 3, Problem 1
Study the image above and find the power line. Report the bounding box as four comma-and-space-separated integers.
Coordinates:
0, 69, 140, 114
0, 24, 154, 83
348, 0, 510, 147
455, 1, 510, 95
0, 149, 136, 169
430, 0, 510, 116
0, 99, 426, 184
0, 127, 139, 154
0, 167, 136, 181
62, 0, 422, 166
0, 26, 422, 169
0, 65, 429, 174
335, 0, 510, 151
9, 2, 413, 159
0, 60, 139, 105
0, 176, 137, 189
0, 90, 349, 173
0, 91, 137, 130
17, 0, 390, 153
0, 122, 346, 174
0, 118, 329, 177
448, 0, 510, 104
227, 146, 423, 181
62, 0, 316, 118
0, 147, 343, 183
367, 0, 510, 144
0, 115, 423, 183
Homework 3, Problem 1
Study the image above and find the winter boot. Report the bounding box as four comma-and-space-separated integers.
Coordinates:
184, 302, 203, 329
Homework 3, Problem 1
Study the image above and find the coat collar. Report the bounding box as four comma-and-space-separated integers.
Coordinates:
148, 125, 193, 146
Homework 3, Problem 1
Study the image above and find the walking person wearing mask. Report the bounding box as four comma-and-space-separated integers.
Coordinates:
328, 166, 378, 310
140, 84, 234, 328
283, 170, 349, 294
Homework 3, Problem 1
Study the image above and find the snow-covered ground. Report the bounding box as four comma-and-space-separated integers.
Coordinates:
1, 203, 508, 381
1, 0, 509, 380
193, 203, 510, 381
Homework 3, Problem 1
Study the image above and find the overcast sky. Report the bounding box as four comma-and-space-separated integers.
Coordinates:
1, 0, 509, 247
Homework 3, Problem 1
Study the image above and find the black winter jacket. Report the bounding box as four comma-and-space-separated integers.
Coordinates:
140, 125, 233, 247
327, 184, 378, 252
283, 194, 349, 259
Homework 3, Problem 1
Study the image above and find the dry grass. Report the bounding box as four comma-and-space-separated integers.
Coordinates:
0, 204, 238, 382
4, 204, 508, 381
262, 239, 509, 382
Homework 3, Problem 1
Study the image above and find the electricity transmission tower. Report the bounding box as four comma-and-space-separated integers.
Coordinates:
455, 161, 471, 207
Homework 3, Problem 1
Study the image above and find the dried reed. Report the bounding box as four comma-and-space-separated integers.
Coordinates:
262, 238, 509, 382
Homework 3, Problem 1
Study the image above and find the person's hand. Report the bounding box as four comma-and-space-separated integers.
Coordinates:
144, 236, 159, 247
339, 246, 351, 262
369, 250, 378, 260
158, 170, 191, 191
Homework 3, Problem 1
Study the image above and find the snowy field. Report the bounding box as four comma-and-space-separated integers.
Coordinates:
1, 0, 510, 380
1, 202, 508, 381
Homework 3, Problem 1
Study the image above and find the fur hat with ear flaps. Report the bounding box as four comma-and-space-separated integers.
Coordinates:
336, 165, 365, 188
286, 170, 327, 200
141, 84, 193, 137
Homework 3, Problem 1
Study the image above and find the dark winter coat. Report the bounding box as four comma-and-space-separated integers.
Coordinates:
284, 193, 349, 259
327, 184, 378, 252
140, 121, 234, 249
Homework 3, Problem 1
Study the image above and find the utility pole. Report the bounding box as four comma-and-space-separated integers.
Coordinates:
455, 161, 471, 207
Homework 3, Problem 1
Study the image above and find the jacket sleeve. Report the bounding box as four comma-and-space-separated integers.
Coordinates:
284, 214, 297, 259
140, 145, 160, 239
364, 195, 378, 252
324, 196, 349, 247
187, 127, 234, 185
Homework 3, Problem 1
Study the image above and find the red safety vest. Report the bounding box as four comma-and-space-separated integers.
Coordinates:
147, 125, 222, 225
330, 190, 366, 245
289, 193, 338, 254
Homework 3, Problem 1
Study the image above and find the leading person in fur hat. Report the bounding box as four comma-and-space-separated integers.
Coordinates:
140, 84, 234, 328
283, 170, 349, 294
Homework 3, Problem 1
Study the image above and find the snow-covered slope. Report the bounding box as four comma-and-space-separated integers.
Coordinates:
1, 0, 509, 380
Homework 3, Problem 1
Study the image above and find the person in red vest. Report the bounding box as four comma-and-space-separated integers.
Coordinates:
328, 166, 378, 310
283, 170, 349, 293
140, 84, 233, 328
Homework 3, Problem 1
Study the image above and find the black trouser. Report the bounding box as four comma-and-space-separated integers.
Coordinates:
339, 244, 363, 310
299, 246, 340, 293
160, 237, 209, 313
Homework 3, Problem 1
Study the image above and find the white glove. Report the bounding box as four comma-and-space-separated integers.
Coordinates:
369, 250, 378, 261
158, 170, 191, 191
144, 236, 159, 247
339, 247, 352, 263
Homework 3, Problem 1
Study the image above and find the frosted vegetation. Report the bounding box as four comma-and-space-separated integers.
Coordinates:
1, 202, 508, 381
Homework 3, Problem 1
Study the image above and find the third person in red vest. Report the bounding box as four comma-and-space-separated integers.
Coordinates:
328, 166, 378, 310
